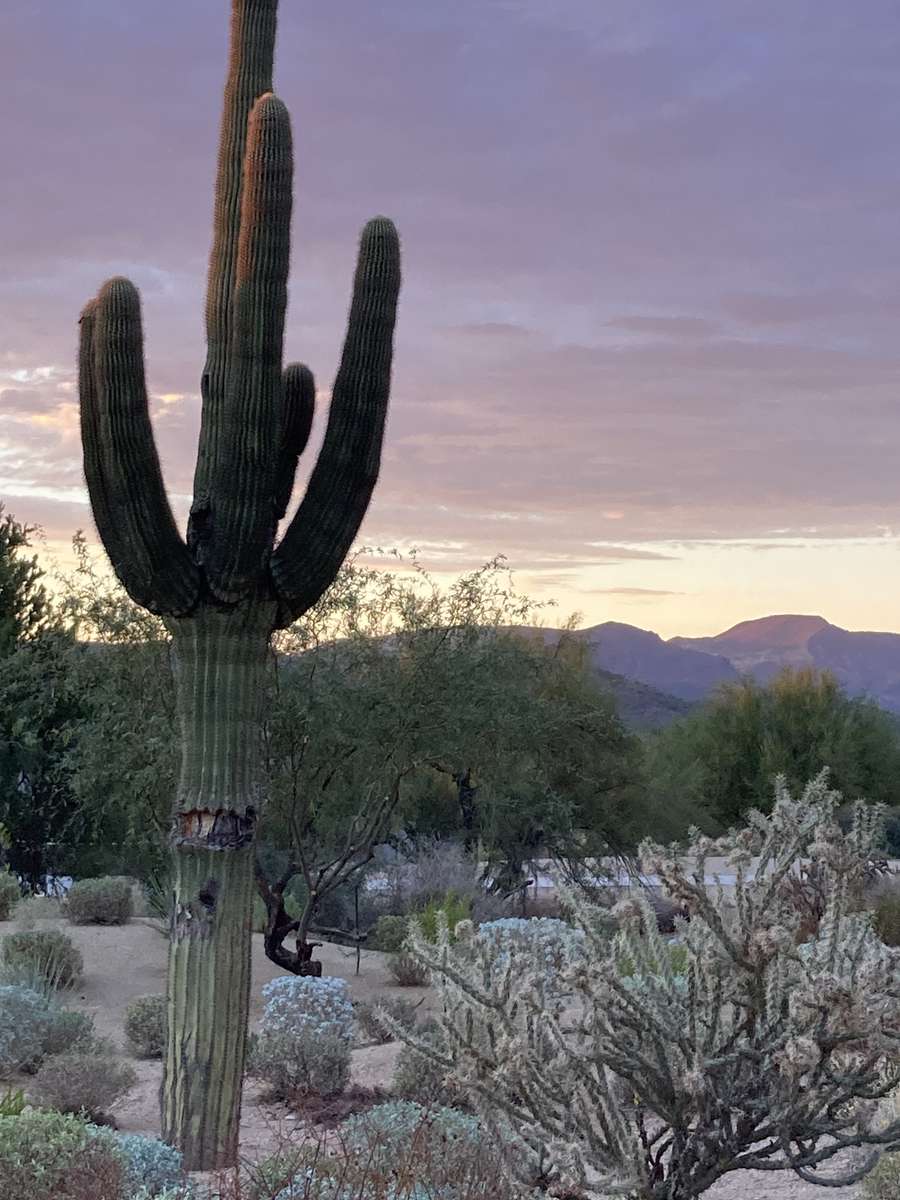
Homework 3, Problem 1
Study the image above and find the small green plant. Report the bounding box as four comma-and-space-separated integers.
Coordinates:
367, 913, 407, 953
31, 1050, 137, 1121
417, 892, 470, 943
66, 876, 134, 925
124, 994, 167, 1058
1, 929, 83, 988
0, 871, 19, 921
0, 1086, 25, 1117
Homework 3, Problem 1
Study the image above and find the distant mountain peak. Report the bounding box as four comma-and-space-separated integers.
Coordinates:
710, 614, 833, 649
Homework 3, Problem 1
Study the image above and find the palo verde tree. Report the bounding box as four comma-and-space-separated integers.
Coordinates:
76, 0, 400, 1170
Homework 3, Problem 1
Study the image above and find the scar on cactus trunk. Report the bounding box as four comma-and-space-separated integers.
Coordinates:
77, 0, 400, 1171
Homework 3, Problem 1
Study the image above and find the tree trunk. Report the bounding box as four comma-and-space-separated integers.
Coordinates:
161, 604, 273, 1170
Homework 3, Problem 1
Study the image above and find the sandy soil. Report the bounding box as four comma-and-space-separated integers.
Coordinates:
1, 916, 863, 1198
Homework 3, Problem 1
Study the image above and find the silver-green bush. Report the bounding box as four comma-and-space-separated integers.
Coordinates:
0, 984, 95, 1073
354, 996, 418, 1045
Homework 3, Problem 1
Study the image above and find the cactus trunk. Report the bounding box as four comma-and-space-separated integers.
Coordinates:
161, 607, 271, 1168
79, 0, 401, 1168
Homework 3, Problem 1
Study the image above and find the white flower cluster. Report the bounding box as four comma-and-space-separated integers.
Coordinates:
261, 975, 354, 1042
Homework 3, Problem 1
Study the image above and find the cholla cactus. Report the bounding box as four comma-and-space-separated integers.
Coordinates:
401, 772, 900, 1199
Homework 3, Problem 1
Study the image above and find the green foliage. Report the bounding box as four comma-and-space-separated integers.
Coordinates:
124, 994, 167, 1058
0, 1110, 125, 1200
417, 892, 470, 942
32, 1050, 137, 1120
66, 876, 134, 925
0, 505, 50, 656
0, 870, 19, 920
0, 1087, 24, 1117
645, 666, 900, 828
1, 929, 83, 988
248, 1029, 350, 1102
367, 913, 407, 953
252, 890, 301, 933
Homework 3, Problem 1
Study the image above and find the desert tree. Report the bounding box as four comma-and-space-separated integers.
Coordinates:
76, 0, 400, 1168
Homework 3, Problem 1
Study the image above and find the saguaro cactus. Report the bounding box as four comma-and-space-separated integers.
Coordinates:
77, 0, 400, 1171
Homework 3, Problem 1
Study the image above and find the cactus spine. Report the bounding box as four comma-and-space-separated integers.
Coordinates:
77, 0, 400, 1170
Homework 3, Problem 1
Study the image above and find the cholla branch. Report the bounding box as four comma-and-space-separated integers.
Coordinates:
390, 771, 900, 1199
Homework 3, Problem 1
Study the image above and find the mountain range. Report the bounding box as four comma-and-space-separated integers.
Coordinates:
535, 614, 900, 724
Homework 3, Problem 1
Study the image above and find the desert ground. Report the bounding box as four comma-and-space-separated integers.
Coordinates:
2, 913, 864, 1199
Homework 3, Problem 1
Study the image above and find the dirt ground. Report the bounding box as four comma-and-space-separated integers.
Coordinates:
1, 916, 863, 1199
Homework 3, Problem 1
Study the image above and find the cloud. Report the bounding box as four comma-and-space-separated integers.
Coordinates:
605, 315, 720, 338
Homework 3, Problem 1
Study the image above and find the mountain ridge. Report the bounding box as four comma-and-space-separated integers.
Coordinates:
534, 614, 900, 716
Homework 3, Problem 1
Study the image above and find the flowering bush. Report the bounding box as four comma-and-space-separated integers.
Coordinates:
402, 772, 900, 1199
124, 994, 167, 1058
0, 983, 95, 1073
249, 976, 354, 1101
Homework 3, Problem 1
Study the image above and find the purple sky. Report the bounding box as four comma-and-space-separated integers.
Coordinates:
4, 1, 900, 636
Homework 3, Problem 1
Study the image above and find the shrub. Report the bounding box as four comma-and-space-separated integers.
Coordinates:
0, 984, 52, 1072
368, 913, 407, 953
0, 871, 19, 921
124, 994, 167, 1058
0, 1110, 125, 1200
248, 1029, 350, 1102
338, 1101, 502, 1195
1, 928, 83, 988
31, 1050, 137, 1120
355, 996, 418, 1045
387, 952, 429, 987
474, 916, 586, 993
863, 1148, 900, 1199
873, 888, 900, 947
249, 977, 354, 1101
0, 984, 93, 1073
406, 772, 900, 1198
417, 892, 470, 943
391, 1020, 457, 1107
0, 1086, 25, 1117
115, 1133, 184, 1197
66, 876, 134, 925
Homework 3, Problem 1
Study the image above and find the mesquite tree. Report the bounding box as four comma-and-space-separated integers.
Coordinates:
77, 0, 400, 1170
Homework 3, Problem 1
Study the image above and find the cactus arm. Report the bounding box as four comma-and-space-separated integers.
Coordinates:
205, 92, 293, 600
192, 0, 278, 525
270, 217, 401, 627
82, 277, 200, 616
274, 363, 316, 522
